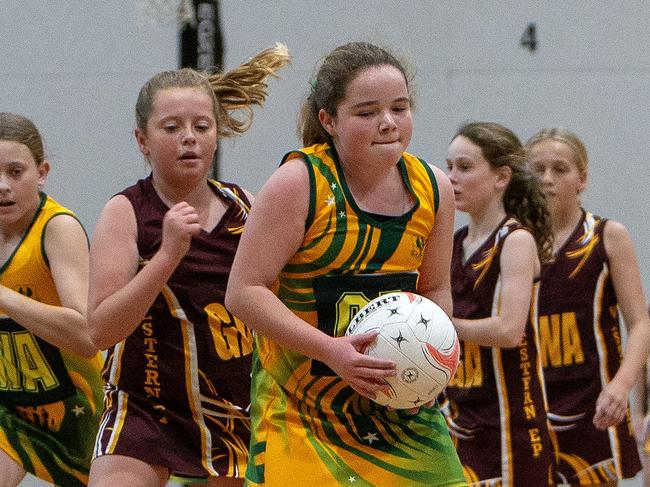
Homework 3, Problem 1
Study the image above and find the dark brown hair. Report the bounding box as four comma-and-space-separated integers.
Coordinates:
454, 122, 553, 262
0, 112, 45, 166
298, 42, 412, 146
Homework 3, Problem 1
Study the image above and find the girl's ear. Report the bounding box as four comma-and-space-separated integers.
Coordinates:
134, 128, 150, 156
577, 170, 588, 194
37, 160, 50, 189
318, 109, 336, 137
495, 164, 512, 190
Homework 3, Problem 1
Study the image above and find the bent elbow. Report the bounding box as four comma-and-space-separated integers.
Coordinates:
89, 330, 114, 353
88, 317, 114, 352
501, 329, 525, 348
78, 340, 101, 358
224, 286, 242, 317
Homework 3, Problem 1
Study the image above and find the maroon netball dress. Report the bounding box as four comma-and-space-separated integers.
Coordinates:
93, 175, 253, 480
444, 217, 554, 487
537, 210, 641, 484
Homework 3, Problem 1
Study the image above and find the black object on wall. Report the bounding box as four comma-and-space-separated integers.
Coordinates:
180, 1, 224, 178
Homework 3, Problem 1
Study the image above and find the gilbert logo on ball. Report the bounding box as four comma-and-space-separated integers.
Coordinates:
346, 292, 459, 409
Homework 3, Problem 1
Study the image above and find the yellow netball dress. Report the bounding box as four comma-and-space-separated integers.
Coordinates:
0, 193, 103, 487
247, 143, 465, 486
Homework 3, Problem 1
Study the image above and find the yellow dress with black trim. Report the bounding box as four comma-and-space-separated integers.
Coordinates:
246, 143, 465, 486
0, 193, 103, 486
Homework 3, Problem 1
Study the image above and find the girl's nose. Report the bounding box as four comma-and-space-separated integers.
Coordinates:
181, 129, 196, 145
378, 111, 396, 133
0, 175, 10, 191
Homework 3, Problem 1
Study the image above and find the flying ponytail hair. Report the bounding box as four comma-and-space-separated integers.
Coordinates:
455, 122, 553, 262
135, 43, 290, 137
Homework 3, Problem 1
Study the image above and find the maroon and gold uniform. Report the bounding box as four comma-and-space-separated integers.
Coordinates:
537, 210, 641, 484
444, 217, 554, 486
93, 175, 252, 479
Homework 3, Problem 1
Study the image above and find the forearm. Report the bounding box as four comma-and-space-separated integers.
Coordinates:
453, 316, 524, 348
226, 284, 333, 362
90, 250, 180, 350
419, 287, 453, 319
0, 287, 95, 357
630, 372, 647, 417
613, 321, 650, 392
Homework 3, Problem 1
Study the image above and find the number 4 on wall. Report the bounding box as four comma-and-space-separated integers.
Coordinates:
520, 22, 537, 52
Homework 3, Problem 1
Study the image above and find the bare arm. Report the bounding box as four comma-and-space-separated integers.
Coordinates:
225, 159, 395, 399
416, 166, 454, 315
452, 229, 539, 348
0, 214, 96, 357
630, 357, 649, 443
88, 195, 199, 350
631, 369, 647, 417
593, 220, 650, 429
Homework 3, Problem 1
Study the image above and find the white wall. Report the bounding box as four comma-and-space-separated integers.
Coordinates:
0, 0, 179, 235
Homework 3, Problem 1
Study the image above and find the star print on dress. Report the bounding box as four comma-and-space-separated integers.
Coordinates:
339, 210, 346, 219
326, 195, 335, 206
330, 183, 338, 191
348, 476, 356, 483
363, 432, 379, 444
71, 405, 85, 417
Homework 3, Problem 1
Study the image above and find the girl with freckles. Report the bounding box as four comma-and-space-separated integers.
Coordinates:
226, 42, 464, 486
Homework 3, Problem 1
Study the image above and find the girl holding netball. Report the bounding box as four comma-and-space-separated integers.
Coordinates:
226, 41, 464, 486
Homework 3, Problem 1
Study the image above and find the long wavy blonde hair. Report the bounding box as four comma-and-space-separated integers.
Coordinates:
135, 43, 290, 138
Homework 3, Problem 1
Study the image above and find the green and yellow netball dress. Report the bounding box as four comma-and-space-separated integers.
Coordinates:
0, 194, 103, 487
247, 143, 465, 486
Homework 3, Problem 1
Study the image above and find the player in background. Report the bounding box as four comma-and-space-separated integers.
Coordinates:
86, 45, 289, 487
0, 112, 103, 487
527, 127, 649, 485
444, 122, 555, 486
225, 42, 465, 486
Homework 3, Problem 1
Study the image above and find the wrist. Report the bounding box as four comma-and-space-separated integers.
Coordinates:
0, 284, 14, 308
153, 245, 184, 272
310, 333, 336, 363
609, 374, 634, 394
